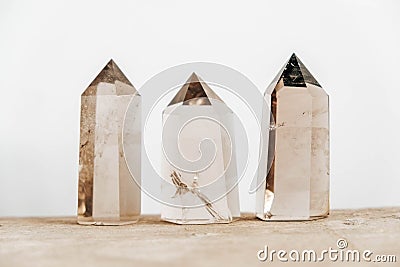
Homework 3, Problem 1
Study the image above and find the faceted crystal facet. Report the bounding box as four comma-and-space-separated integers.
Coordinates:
161, 73, 240, 224
168, 72, 223, 106
256, 53, 330, 221
78, 59, 141, 225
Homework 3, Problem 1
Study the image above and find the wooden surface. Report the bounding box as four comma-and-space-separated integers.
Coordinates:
0, 208, 399, 267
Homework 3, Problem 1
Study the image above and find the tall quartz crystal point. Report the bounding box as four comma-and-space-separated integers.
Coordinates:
256, 53, 329, 221
161, 73, 240, 224
78, 59, 141, 225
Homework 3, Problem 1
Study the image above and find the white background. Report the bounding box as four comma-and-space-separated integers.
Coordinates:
0, 0, 399, 216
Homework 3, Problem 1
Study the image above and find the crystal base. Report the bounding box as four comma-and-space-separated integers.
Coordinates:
256, 213, 328, 221
77, 215, 139, 226
161, 216, 232, 225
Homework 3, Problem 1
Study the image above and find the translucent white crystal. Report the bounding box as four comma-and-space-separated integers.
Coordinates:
78, 60, 141, 225
161, 73, 240, 224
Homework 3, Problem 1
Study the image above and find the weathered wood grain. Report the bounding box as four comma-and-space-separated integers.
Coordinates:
0, 208, 399, 267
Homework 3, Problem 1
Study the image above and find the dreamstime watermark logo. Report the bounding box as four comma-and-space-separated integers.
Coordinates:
122, 62, 274, 208
336, 238, 348, 249
257, 238, 397, 263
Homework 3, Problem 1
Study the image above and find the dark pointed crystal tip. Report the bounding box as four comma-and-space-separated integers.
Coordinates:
168, 72, 223, 106
89, 59, 133, 87
281, 53, 321, 87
